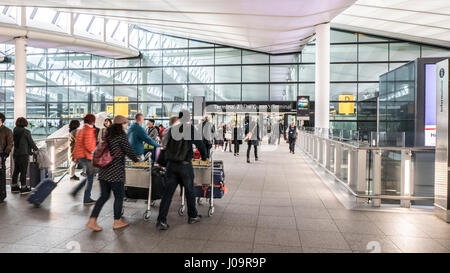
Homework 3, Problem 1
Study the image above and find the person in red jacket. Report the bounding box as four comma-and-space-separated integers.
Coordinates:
71, 114, 97, 205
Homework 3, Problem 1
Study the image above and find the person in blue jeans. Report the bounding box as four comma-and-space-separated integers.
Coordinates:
127, 113, 160, 160
156, 110, 207, 230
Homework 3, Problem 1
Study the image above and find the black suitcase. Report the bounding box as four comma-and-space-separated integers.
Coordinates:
151, 165, 166, 201
29, 162, 49, 188
27, 172, 67, 207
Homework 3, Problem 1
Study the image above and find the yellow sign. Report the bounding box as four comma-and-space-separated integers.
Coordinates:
338, 94, 354, 115
114, 96, 129, 117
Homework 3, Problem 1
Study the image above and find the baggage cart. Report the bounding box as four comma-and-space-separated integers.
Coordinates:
179, 150, 216, 217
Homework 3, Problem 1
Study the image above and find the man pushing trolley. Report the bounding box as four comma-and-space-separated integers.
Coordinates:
156, 110, 207, 231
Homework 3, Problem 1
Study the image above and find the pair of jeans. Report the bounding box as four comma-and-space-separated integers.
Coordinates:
158, 161, 198, 223
234, 142, 240, 154
90, 180, 124, 220
72, 158, 95, 202
246, 142, 258, 160
0, 154, 6, 201
288, 138, 296, 153
12, 155, 29, 187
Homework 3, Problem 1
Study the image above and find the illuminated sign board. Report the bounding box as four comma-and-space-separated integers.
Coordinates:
297, 96, 310, 120
425, 64, 437, 146
338, 94, 354, 115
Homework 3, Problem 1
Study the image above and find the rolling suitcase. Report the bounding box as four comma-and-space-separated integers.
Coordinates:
29, 162, 49, 188
151, 165, 165, 201
27, 172, 68, 207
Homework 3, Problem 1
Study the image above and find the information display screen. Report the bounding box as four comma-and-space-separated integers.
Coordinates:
425, 64, 437, 147
296, 96, 310, 120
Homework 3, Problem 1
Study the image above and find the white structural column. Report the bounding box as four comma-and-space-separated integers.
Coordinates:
314, 23, 330, 130
14, 37, 27, 121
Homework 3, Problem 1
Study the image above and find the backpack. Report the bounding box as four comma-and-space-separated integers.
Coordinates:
92, 138, 120, 168
166, 126, 190, 162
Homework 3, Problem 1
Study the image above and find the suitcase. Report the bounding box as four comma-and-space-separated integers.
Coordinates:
27, 172, 67, 207
125, 167, 150, 200
151, 165, 165, 201
29, 162, 49, 188
194, 183, 225, 199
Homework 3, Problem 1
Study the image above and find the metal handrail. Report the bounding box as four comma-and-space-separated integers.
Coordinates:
298, 130, 435, 207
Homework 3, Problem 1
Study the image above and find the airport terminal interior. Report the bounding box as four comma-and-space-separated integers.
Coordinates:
0, 0, 450, 253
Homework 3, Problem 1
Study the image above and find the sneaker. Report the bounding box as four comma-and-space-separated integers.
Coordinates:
83, 199, 96, 205
188, 215, 202, 224
70, 175, 80, 181
20, 186, 32, 195
247, 159, 250, 163
156, 221, 170, 230
11, 185, 20, 193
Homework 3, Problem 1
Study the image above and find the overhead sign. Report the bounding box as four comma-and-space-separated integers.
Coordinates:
338, 94, 354, 115
296, 96, 310, 120
114, 96, 129, 117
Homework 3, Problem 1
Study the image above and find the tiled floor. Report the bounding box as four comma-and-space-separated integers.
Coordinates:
0, 143, 449, 253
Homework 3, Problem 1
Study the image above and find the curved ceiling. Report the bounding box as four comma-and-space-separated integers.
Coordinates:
333, 0, 450, 48
0, 0, 357, 54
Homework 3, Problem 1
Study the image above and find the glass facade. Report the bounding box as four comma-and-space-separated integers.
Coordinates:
0, 27, 449, 139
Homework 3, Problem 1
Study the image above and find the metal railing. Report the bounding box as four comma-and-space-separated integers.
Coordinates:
298, 128, 435, 208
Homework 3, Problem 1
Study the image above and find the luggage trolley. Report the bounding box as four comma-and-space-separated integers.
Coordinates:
179, 150, 215, 217
124, 156, 154, 221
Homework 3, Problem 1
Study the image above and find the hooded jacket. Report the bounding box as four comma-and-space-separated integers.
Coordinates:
13, 126, 38, 157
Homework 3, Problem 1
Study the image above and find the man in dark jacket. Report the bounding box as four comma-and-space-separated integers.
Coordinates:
245, 117, 261, 163
286, 121, 298, 154
0, 113, 13, 203
157, 110, 207, 230
12, 117, 38, 194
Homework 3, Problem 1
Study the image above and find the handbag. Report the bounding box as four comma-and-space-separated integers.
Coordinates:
92, 138, 120, 168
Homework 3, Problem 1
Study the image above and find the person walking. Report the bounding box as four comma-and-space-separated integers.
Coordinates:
232, 123, 243, 156
68, 120, 81, 181
224, 122, 232, 152
0, 113, 13, 203
97, 118, 112, 143
146, 119, 160, 143
286, 121, 298, 154
86, 115, 140, 231
202, 116, 214, 158
71, 114, 97, 205
156, 110, 207, 230
245, 117, 260, 164
11, 117, 38, 195
128, 113, 160, 159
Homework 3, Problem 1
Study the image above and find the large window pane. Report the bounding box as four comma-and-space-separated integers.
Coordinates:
242, 50, 269, 64
270, 54, 299, 64
270, 65, 298, 82
91, 86, 114, 101
163, 85, 187, 101
47, 87, 68, 102
298, 84, 315, 100
330, 44, 357, 62
92, 69, 114, 85
163, 67, 188, 84
27, 54, 47, 70
358, 63, 388, 81
242, 66, 269, 82
163, 49, 188, 66
331, 64, 357, 81
215, 48, 241, 65
189, 67, 214, 83
115, 58, 140, 68
161, 35, 188, 48
188, 85, 214, 101
69, 53, 91, 69
27, 103, 46, 118
358, 44, 388, 62
114, 68, 137, 84
139, 68, 162, 84
27, 71, 47, 86
301, 45, 315, 63
139, 103, 163, 119
141, 50, 162, 66
270, 84, 297, 101
331, 30, 357, 43
215, 84, 240, 101
215, 66, 241, 83
68, 69, 91, 85
189, 48, 214, 65
359, 83, 379, 100
162, 103, 191, 118
138, 85, 162, 101
242, 84, 268, 101
48, 103, 69, 118
330, 83, 357, 101
299, 64, 315, 82
27, 87, 46, 102
390, 43, 420, 62
421, 45, 450, 58
47, 54, 68, 69
69, 86, 90, 102
115, 85, 137, 102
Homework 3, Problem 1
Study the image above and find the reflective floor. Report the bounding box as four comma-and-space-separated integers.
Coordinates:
0, 143, 449, 253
